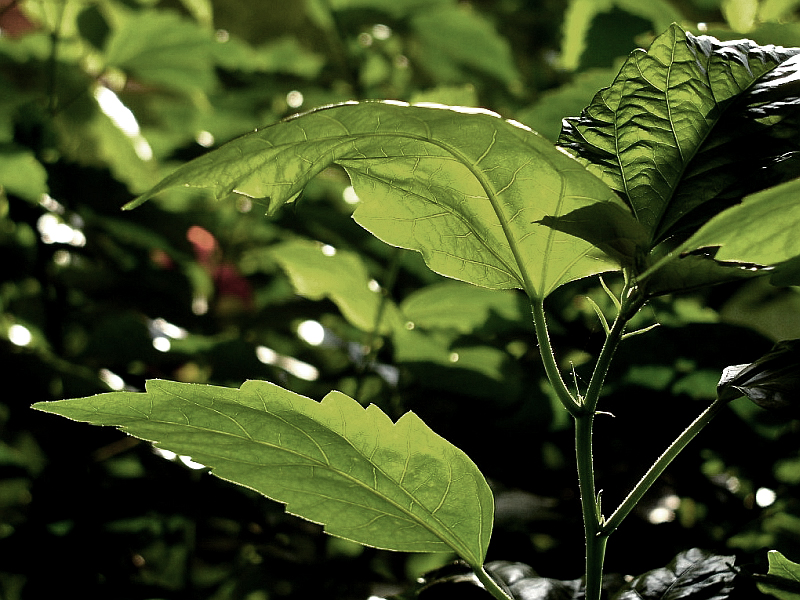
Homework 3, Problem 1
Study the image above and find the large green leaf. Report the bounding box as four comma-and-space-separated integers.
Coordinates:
130, 101, 627, 299
32, 379, 493, 565
554, 24, 800, 294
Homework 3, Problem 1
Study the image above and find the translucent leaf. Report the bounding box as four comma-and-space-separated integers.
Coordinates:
130, 101, 626, 300
32, 380, 493, 565
757, 550, 800, 600
271, 238, 404, 333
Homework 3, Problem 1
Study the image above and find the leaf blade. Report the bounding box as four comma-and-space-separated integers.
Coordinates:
131, 101, 626, 299
32, 380, 493, 565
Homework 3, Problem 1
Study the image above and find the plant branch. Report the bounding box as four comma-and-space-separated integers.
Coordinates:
601, 396, 730, 536
531, 298, 580, 415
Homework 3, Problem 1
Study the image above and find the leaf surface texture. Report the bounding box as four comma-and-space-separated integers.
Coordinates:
32, 380, 493, 565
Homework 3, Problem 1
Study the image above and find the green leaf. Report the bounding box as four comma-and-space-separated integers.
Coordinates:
400, 281, 530, 335
130, 101, 626, 300
32, 379, 493, 565
757, 551, 800, 600
410, 5, 520, 86
677, 178, 800, 271
271, 238, 404, 333
0, 145, 48, 202
104, 10, 217, 93
559, 0, 682, 71
556, 24, 800, 293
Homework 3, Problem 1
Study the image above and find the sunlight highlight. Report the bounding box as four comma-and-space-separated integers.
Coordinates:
93, 85, 153, 161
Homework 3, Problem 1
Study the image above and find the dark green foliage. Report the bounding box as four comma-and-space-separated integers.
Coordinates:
4, 1, 800, 600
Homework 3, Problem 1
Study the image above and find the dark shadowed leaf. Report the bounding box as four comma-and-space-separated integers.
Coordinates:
415, 560, 585, 600
32, 380, 493, 566
555, 24, 800, 295
717, 339, 800, 409
614, 548, 737, 600
130, 101, 627, 299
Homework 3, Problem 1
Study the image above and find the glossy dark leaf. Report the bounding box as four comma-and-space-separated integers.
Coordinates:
415, 560, 587, 600
717, 339, 800, 409
614, 548, 737, 600
555, 24, 800, 295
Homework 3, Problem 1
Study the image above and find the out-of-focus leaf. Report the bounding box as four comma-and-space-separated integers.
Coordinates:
179, 0, 213, 27
0, 145, 48, 201
614, 548, 737, 600
555, 24, 800, 294
559, 0, 682, 71
410, 5, 520, 86
326, 0, 451, 18
270, 238, 404, 333
213, 36, 325, 78
409, 85, 479, 108
516, 68, 616, 142
717, 339, 800, 409
32, 380, 493, 565
757, 550, 800, 600
104, 10, 217, 93
130, 101, 626, 300
400, 281, 530, 335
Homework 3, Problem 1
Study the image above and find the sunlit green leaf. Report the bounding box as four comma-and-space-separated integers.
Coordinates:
757, 550, 800, 600
130, 101, 626, 299
32, 379, 493, 565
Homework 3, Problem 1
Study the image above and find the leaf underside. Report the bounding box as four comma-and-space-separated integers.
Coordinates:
556, 24, 800, 295
131, 101, 627, 300
32, 380, 493, 566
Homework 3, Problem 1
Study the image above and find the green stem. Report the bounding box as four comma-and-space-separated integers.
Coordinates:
531, 298, 580, 415
601, 396, 729, 536
474, 565, 514, 600
575, 412, 607, 600
574, 279, 642, 600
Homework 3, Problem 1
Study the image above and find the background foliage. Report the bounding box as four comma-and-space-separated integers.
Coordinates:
3, 0, 800, 599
